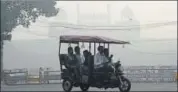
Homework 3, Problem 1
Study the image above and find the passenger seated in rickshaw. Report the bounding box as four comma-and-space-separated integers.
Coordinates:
74, 46, 85, 78
80, 50, 91, 74
66, 47, 80, 81
74, 46, 84, 65
83, 50, 91, 66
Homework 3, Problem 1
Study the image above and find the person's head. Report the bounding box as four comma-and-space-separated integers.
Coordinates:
88, 52, 91, 56
97, 46, 104, 54
74, 46, 80, 54
104, 48, 109, 57
39, 67, 43, 71
83, 50, 88, 57
68, 47, 73, 55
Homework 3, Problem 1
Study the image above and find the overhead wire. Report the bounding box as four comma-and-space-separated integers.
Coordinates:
25, 24, 177, 42
23, 20, 177, 55
25, 29, 177, 42
25, 29, 59, 39
130, 39, 177, 43
25, 29, 177, 54
33, 20, 177, 27
28, 21, 177, 31
127, 44, 177, 54
125, 47, 177, 55
24, 29, 177, 55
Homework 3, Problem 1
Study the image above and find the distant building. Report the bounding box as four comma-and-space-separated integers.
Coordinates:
77, 5, 140, 41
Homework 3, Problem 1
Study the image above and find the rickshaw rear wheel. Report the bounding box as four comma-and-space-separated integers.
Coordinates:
80, 84, 90, 92
62, 79, 73, 92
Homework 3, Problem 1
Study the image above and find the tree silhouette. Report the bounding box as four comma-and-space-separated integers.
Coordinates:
1, 0, 59, 81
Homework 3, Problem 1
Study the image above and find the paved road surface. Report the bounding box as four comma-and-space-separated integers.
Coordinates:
1, 83, 177, 91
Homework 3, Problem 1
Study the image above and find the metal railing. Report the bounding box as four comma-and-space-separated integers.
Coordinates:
40, 70, 61, 84
124, 68, 177, 83
3, 69, 28, 85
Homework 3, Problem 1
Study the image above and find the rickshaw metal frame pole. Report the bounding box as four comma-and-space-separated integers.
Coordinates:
108, 43, 110, 56
89, 42, 91, 52
94, 42, 96, 55
58, 42, 62, 71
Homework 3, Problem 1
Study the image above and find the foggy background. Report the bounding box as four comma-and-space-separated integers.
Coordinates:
3, 1, 177, 70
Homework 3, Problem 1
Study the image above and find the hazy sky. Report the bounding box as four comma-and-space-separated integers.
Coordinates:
11, 1, 177, 40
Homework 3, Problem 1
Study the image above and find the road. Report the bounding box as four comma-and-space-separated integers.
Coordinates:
1, 83, 177, 91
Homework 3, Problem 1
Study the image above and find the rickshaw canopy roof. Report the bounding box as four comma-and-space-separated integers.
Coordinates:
60, 35, 130, 44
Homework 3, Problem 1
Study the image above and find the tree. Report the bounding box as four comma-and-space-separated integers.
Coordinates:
1, 0, 59, 81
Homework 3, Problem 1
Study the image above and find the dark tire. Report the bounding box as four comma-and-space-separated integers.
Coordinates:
62, 79, 73, 92
80, 84, 90, 92
118, 77, 131, 92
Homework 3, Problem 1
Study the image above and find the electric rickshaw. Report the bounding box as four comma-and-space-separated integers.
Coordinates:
59, 35, 131, 92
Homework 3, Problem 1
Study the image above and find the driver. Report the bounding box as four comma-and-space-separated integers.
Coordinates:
94, 46, 114, 73
94, 46, 108, 71
104, 48, 114, 72
104, 48, 113, 62
104, 48, 109, 58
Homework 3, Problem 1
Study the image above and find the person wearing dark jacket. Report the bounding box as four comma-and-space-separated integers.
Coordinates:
83, 50, 90, 66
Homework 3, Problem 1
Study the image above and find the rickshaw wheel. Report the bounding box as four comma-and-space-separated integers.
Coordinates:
80, 84, 90, 92
118, 77, 131, 92
62, 79, 73, 92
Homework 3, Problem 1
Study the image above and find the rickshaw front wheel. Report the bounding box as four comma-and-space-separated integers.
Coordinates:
118, 77, 131, 92
80, 83, 90, 92
62, 79, 73, 92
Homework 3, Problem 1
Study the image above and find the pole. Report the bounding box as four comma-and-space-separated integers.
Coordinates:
108, 43, 110, 55
1, 41, 3, 82
89, 43, 91, 52
58, 42, 62, 71
94, 43, 96, 55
